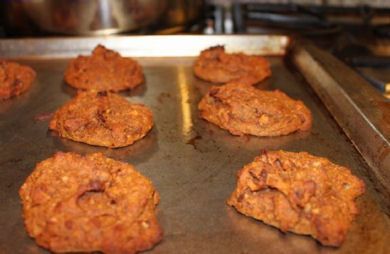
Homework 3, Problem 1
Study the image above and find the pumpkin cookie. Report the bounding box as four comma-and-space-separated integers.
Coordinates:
19, 152, 162, 253
50, 91, 153, 148
198, 82, 312, 136
228, 150, 365, 247
194, 46, 271, 85
65, 45, 144, 92
0, 60, 36, 100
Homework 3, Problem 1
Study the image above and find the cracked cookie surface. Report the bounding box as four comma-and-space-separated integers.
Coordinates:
198, 83, 312, 137
65, 45, 144, 92
0, 60, 36, 100
227, 150, 365, 247
19, 152, 162, 254
194, 46, 271, 85
49, 91, 153, 148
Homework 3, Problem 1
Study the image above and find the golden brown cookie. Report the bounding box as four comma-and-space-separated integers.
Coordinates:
227, 150, 365, 247
65, 45, 144, 92
19, 152, 163, 254
194, 46, 271, 85
0, 60, 36, 100
49, 91, 153, 148
198, 82, 312, 137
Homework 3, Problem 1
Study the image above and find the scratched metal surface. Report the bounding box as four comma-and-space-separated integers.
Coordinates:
0, 38, 389, 254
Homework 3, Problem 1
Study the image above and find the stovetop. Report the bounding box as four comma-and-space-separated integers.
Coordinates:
209, 3, 390, 98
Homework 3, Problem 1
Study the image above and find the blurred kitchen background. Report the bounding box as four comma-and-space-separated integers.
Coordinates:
1, 0, 389, 36
0, 0, 389, 96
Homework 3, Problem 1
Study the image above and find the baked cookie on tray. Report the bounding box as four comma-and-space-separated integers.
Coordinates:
19, 152, 163, 254
49, 91, 153, 148
227, 150, 365, 247
65, 45, 144, 92
198, 82, 312, 137
194, 45, 271, 85
0, 60, 36, 100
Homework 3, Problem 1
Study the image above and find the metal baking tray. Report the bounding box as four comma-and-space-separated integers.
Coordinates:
0, 35, 389, 254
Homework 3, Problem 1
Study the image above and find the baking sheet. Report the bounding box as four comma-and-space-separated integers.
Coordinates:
0, 36, 389, 254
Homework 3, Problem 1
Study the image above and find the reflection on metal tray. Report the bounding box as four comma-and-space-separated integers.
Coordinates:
0, 35, 389, 254
0, 35, 289, 58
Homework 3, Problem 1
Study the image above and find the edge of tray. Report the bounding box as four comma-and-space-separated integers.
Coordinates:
0, 35, 290, 58
290, 40, 390, 214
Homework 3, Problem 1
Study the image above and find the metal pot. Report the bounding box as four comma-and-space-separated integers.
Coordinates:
2, 0, 181, 36
157, 0, 205, 34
